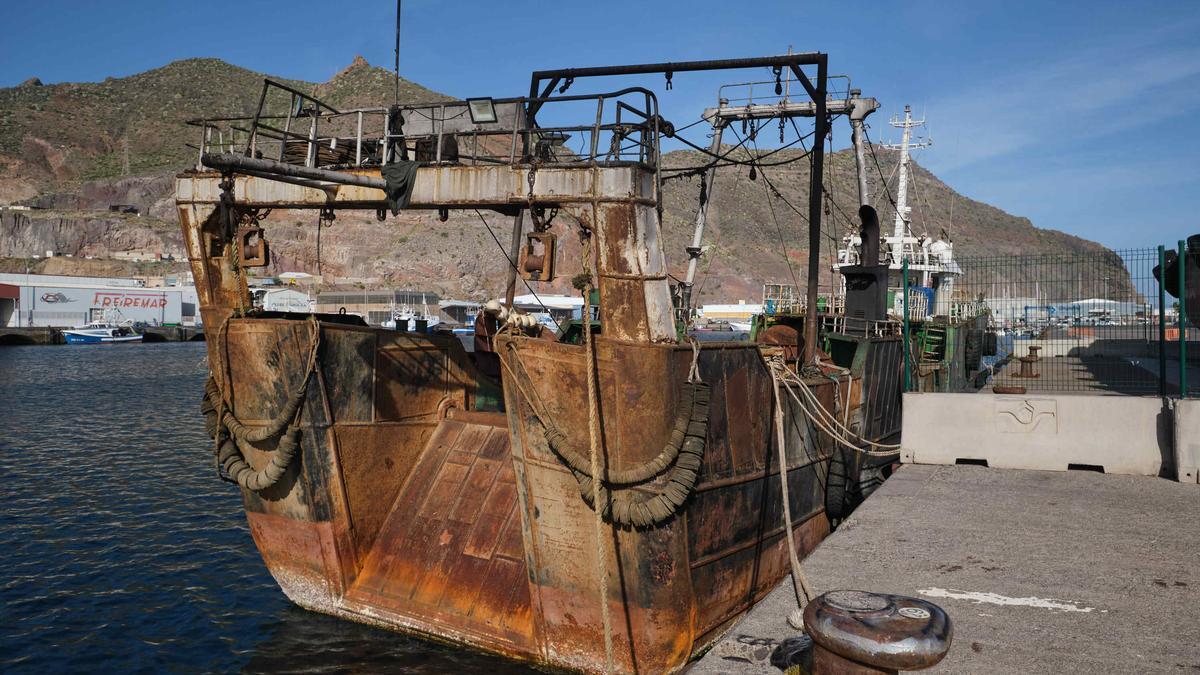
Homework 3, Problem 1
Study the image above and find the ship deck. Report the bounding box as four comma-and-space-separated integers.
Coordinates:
692, 463, 1200, 674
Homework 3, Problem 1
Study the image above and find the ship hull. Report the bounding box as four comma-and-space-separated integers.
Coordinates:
63, 331, 143, 344
205, 317, 845, 672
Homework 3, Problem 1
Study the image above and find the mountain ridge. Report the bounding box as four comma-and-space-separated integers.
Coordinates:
0, 57, 1124, 302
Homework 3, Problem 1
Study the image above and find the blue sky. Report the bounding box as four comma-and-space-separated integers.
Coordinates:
1, 0, 1197, 251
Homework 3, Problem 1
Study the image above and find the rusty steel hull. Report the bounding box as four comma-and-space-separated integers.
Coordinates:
207, 316, 837, 672
176, 166, 896, 672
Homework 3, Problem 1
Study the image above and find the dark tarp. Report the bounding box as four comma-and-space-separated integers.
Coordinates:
381, 160, 421, 215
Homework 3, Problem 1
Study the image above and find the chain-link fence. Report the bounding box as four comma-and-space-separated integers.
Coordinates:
950, 247, 1197, 396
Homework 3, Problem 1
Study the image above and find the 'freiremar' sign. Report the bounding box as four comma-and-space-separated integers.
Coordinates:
94, 291, 168, 309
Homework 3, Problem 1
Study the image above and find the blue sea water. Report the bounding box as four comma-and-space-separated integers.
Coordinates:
0, 343, 532, 673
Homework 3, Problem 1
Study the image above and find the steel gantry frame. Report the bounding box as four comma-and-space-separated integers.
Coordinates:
527, 54, 831, 362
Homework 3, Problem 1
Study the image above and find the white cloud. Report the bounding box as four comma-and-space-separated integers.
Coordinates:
921, 20, 1200, 173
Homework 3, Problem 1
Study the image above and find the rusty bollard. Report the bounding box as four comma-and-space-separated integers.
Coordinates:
1012, 355, 1040, 378
803, 590, 952, 674
1027, 345, 1041, 360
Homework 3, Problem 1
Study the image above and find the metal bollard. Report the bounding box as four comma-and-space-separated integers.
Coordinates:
804, 590, 952, 674
1012, 355, 1040, 378
1027, 345, 1041, 360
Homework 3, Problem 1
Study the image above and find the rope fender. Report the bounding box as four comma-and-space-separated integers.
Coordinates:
201, 315, 321, 492
504, 342, 711, 528
570, 382, 710, 528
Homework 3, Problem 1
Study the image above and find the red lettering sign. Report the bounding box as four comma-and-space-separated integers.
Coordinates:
92, 292, 168, 309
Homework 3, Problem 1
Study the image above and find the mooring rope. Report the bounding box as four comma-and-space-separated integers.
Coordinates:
771, 366, 815, 629
770, 359, 901, 456
580, 233, 615, 675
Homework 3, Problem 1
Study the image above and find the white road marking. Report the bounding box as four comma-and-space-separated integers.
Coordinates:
918, 587, 1096, 613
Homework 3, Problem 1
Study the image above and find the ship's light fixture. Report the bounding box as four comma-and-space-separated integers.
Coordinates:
467, 97, 497, 124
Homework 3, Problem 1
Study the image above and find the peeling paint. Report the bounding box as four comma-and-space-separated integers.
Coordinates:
918, 587, 1096, 613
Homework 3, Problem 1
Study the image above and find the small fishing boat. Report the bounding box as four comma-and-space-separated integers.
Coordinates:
62, 321, 142, 344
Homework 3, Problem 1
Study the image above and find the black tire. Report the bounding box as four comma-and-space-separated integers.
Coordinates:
825, 446, 862, 520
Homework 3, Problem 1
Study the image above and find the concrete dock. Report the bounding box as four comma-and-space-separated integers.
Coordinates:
693, 464, 1199, 674
0, 325, 204, 345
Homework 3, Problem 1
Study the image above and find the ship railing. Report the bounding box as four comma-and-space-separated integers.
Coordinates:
949, 300, 988, 320
716, 76, 852, 110
762, 283, 844, 315
822, 314, 901, 338
187, 79, 663, 177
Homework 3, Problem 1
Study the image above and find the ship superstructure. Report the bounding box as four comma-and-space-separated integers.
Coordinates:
834, 105, 960, 316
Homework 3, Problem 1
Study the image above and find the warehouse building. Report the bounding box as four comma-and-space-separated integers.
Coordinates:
0, 273, 198, 327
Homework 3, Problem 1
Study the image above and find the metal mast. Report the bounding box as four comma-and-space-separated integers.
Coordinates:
885, 105, 930, 239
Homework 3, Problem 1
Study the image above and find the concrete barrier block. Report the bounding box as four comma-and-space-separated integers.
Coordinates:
901, 392, 1169, 476
1173, 400, 1200, 484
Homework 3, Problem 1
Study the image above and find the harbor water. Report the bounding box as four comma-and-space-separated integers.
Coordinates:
0, 343, 532, 673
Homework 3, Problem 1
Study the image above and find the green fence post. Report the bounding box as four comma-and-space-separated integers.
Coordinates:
903, 258, 911, 392
1180, 240, 1189, 398
1159, 245, 1168, 397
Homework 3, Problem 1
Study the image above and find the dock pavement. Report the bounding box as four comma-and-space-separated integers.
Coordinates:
692, 464, 1199, 674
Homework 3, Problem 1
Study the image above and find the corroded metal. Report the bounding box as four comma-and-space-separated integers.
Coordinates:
804, 590, 952, 673
178, 64, 904, 670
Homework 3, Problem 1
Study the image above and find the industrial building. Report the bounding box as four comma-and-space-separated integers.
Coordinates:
0, 273, 199, 327
314, 289, 440, 326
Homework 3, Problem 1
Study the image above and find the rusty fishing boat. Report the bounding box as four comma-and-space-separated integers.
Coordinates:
181, 53, 906, 672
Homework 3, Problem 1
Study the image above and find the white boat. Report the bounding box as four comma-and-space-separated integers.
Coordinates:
381, 304, 441, 332
63, 321, 143, 344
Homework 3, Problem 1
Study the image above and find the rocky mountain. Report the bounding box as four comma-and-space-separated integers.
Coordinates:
0, 57, 1125, 302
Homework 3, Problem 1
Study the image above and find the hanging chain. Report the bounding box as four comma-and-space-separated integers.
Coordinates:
316, 206, 335, 276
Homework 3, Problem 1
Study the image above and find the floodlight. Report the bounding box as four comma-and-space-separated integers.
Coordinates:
467, 97, 497, 124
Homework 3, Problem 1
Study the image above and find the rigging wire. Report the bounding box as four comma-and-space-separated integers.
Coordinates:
909, 158, 939, 237
665, 127, 814, 177
861, 124, 900, 219
472, 209, 562, 333
743, 126, 805, 299
785, 117, 857, 238
729, 124, 840, 254
692, 163, 740, 303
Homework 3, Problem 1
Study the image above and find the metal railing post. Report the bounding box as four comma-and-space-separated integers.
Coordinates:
903, 258, 911, 392
306, 113, 318, 168
1180, 240, 1189, 398
1159, 245, 1168, 397
355, 111, 363, 166
436, 104, 446, 164
280, 94, 296, 162
197, 121, 207, 170
590, 97, 604, 162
